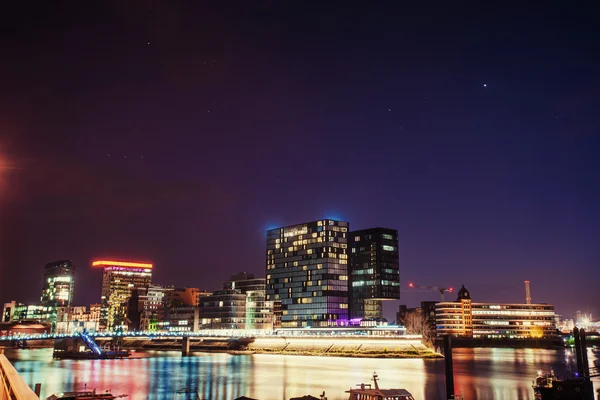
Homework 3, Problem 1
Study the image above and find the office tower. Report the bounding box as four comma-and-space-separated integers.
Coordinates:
93, 260, 152, 331
266, 219, 350, 328
348, 228, 400, 319
41, 260, 75, 307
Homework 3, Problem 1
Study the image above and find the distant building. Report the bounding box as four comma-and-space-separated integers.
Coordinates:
170, 287, 209, 307
198, 289, 247, 329
56, 306, 88, 323
41, 260, 75, 308
224, 273, 273, 330
266, 219, 350, 328
1, 302, 55, 324
93, 260, 153, 331
55, 305, 99, 334
348, 228, 400, 319
126, 284, 170, 331
169, 306, 199, 332
0, 321, 50, 337
89, 303, 101, 324
2, 301, 16, 323
435, 285, 557, 339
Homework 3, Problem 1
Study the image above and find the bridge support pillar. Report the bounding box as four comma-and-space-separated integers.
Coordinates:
182, 336, 190, 356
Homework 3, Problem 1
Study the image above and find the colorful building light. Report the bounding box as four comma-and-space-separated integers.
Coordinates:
92, 260, 153, 269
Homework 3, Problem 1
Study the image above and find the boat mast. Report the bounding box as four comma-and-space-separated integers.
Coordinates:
372, 372, 379, 391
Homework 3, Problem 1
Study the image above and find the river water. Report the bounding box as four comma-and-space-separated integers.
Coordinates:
5, 348, 600, 400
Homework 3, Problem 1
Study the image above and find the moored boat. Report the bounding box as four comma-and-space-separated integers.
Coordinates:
345, 372, 415, 400
46, 389, 128, 400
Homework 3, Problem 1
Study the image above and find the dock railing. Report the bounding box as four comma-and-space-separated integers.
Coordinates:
0, 349, 39, 400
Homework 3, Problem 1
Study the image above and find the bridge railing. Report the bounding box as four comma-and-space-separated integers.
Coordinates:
0, 351, 39, 400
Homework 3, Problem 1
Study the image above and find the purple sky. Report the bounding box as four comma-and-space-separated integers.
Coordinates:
0, 3, 598, 321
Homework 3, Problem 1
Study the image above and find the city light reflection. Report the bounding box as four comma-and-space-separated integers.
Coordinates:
6, 348, 600, 400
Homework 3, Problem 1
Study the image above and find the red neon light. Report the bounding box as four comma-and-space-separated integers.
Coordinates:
92, 260, 153, 269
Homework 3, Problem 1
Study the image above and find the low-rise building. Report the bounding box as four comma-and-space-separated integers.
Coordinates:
2, 302, 55, 325
435, 285, 557, 339
168, 306, 199, 332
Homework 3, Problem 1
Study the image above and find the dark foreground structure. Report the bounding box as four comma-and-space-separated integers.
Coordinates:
533, 328, 598, 400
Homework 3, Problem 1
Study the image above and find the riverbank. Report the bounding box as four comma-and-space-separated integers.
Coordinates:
229, 348, 442, 358
241, 336, 442, 358
102, 335, 443, 359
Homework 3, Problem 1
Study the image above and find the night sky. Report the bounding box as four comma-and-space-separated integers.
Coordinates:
1, 2, 598, 321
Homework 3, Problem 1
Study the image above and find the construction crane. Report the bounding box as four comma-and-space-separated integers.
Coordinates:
407, 282, 454, 302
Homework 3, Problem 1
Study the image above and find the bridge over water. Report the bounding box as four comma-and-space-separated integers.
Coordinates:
1, 331, 260, 357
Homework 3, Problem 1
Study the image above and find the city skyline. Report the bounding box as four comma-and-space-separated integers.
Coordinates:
1, 2, 598, 321
0, 228, 585, 324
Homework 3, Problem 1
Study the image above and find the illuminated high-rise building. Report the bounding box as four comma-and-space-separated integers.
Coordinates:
348, 228, 400, 319
265, 219, 350, 328
93, 260, 152, 331
41, 260, 75, 307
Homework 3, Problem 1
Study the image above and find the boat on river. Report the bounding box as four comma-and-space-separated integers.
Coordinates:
532, 369, 594, 400
46, 390, 128, 400
345, 372, 415, 400
532, 328, 597, 399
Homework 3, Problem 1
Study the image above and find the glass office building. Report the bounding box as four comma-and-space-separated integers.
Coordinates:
266, 219, 349, 328
348, 228, 400, 319
94, 260, 153, 331
41, 260, 75, 307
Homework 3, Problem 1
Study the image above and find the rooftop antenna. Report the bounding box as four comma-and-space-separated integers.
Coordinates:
524, 280, 532, 304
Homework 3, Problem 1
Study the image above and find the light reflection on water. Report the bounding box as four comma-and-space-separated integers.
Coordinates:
6, 348, 600, 400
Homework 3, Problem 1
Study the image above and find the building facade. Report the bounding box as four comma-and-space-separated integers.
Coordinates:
94, 260, 153, 331
435, 285, 557, 339
348, 228, 400, 319
266, 219, 349, 328
55, 305, 99, 334
168, 306, 199, 332
41, 260, 75, 307
198, 289, 247, 329
224, 273, 273, 330
2, 302, 55, 324
170, 287, 207, 307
